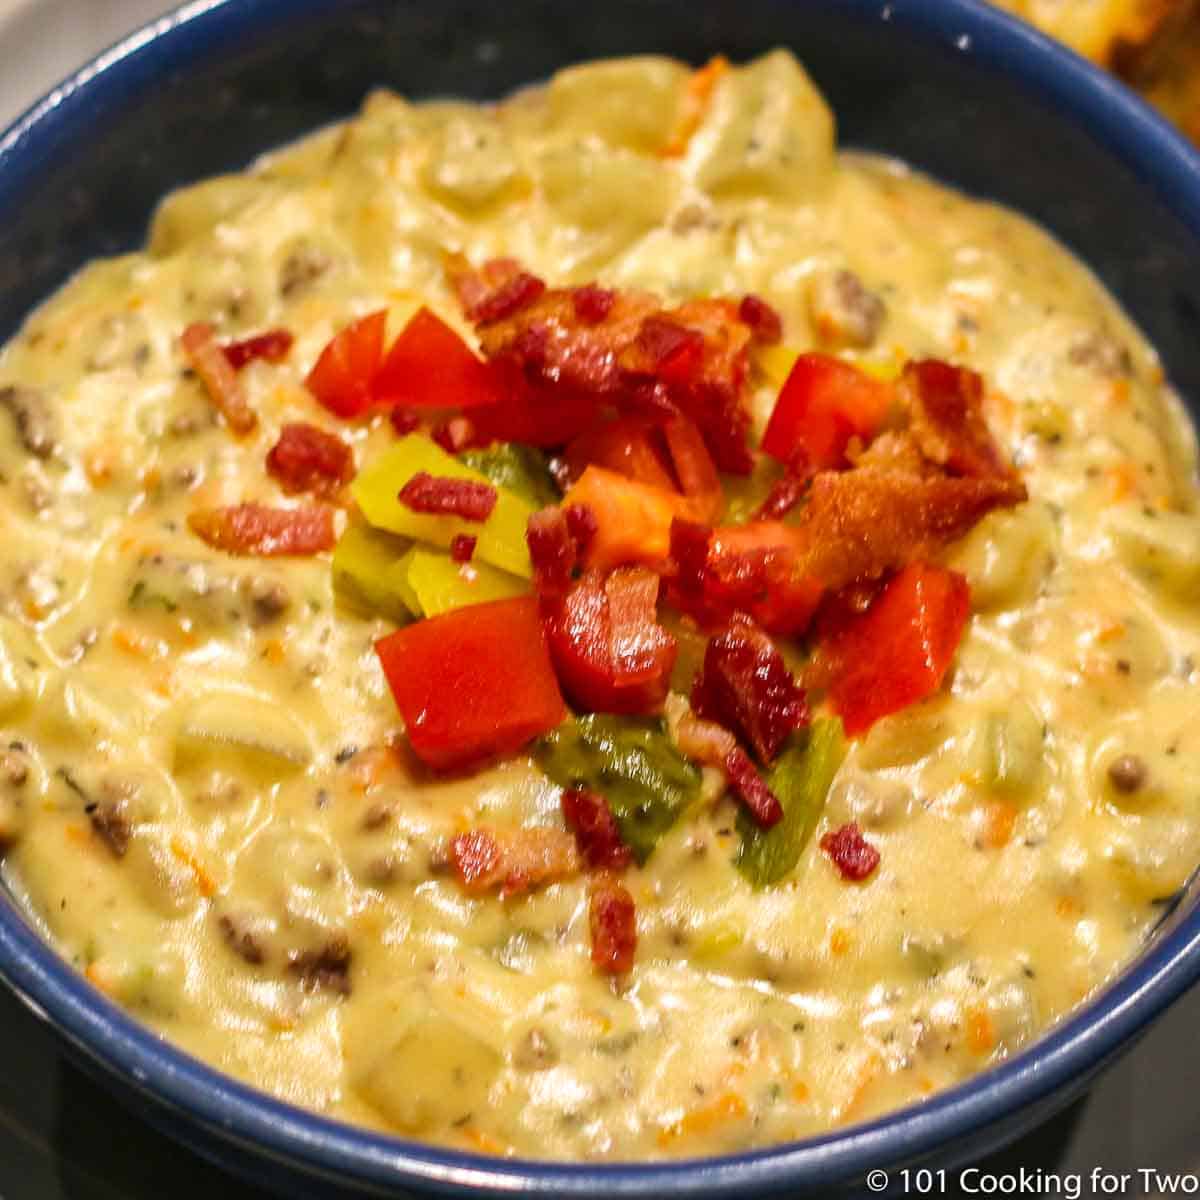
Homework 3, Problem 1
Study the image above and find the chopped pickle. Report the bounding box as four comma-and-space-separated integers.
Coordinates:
460, 443, 560, 509
536, 714, 701, 864
735, 717, 846, 887
404, 546, 528, 616
332, 521, 417, 623
352, 434, 534, 577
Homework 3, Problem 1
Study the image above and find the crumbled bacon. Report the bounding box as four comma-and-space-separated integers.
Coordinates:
589, 878, 637, 974
561, 787, 633, 871
265, 422, 353, 497
674, 710, 738, 769
450, 534, 477, 563
527, 506, 579, 594
431, 416, 477, 454
450, 257, 756, 473
188, 502, 335, 556
180, 322, 257, 435
222, 328, 294, 370
902, 360, 1020, 481
754, 470, 811, 521
390, 407, 420, 436
398, 472, 498, 522
469, 271, 547, 325
724, 746, 783, 828
738, 294, 783, 344
573, 284, 616, 324
785, 467, 1026, 593
449, 827, 581, 898
820, 822, 880, 881
563, 503, 598, 557
691, 615, 809, 763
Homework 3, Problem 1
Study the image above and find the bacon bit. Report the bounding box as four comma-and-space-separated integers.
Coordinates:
431, 415, 477, 454
902, 360, 1019, 481
661, 54, 730, 158
398, 472, 498, 522
573, 284, 616, 323
820, 822, 880, 881
724, 746, 783, 827
223, 328, 294, 370
562, 787, 633, 871
738, 294, 783, 344
965, 1005, 996, 1054
606, 566, 670, 681
661, 414, 723, 521
589, 877, 637, 974
266, 422, 354, 497
754, 470, 810, 521
692, 615, 809, 763
468, 271, 547, 325
564, 503, 598, 557
785, 467, 1026, 594
389, 407, 420, 436
188, 502, 335, 557
674, 710, 738, 769
450, 534, 477, 563
637, 317, 705, 383
449, 827, 581, 898
527, 506, 579, 594
657, 1091, 746, 1148
455, 259, 756, 473
180, 322, 257, 435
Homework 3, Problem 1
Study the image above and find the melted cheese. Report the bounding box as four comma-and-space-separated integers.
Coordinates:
0, 50, 1197, 1160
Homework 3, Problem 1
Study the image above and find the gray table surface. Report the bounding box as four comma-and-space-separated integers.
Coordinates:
0, 2, 1196, 1196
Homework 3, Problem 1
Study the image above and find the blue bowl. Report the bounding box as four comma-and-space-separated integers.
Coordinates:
1, 0, 1199, 1195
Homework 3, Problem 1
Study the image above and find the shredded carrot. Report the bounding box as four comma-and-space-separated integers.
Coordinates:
965, 1005, 995, 1054
83, 444, 118, 488
1056, 894, 1083, 919
791, 1080, 810, 1102
65, 823, 91, 846
170, 837, 217, 899
1107, 378, 1131, 407
1094, 619, 1126, 644
263, 638, 287, 666
917, 1075, 936, 1094
837, 1051, 883, 1124
829, 927, 852, 957
981, 800, 1017, 850
139, 466, 162, 493
112, 625, 160, 660
459, 1126, 510, 1156
661, 55, 730, 157
657, 1091, 747, 1147
1106, 462, 1137, 502
84, 961, 118, 996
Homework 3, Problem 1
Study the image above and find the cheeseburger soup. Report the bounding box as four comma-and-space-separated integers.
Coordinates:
0, 51, 1197, 1160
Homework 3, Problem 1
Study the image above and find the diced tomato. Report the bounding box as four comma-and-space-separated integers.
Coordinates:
637, 316, 705, 386
187, 502, 335, 556
818, 563, 970, 735
543, 568, 676, 715
762, 353, 893, 469
565, 417, 678, 493
589, 879, 637, 974
564, 466, 686, 571
223, 328, 294, 370
375, 596, 567, 770
374, 307, 506, 412
265, 422, 353, 497
305, 310, 388, 419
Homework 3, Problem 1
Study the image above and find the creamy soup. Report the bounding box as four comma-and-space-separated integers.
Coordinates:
0, 50, 1197, 1162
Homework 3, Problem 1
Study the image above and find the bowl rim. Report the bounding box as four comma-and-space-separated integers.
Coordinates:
2, 0, 1200, 1194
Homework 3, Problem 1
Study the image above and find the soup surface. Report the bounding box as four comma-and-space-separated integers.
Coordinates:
0, 51, 1198, 1161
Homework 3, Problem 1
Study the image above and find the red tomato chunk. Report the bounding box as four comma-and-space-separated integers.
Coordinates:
374, 596, 567, 770
305, 310, 388, 418
820, 822, 880, 881
820, 563, 970, 735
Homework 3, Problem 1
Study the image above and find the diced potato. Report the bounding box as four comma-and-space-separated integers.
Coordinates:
0, 616, 41, 719
174, 693, 312, 776
421, 113, 530, 214
982, 701, 1044, 795
149, 176, 283, 256
355, 1014, 503, 1133
547, 56, 690, 153
947, 502, 1055, 612
537, 143, 679, 238
1104, 505, 1200, 601
692, 50, 835, 200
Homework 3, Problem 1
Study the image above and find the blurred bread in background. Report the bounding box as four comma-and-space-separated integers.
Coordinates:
989, 0, 1200, 138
